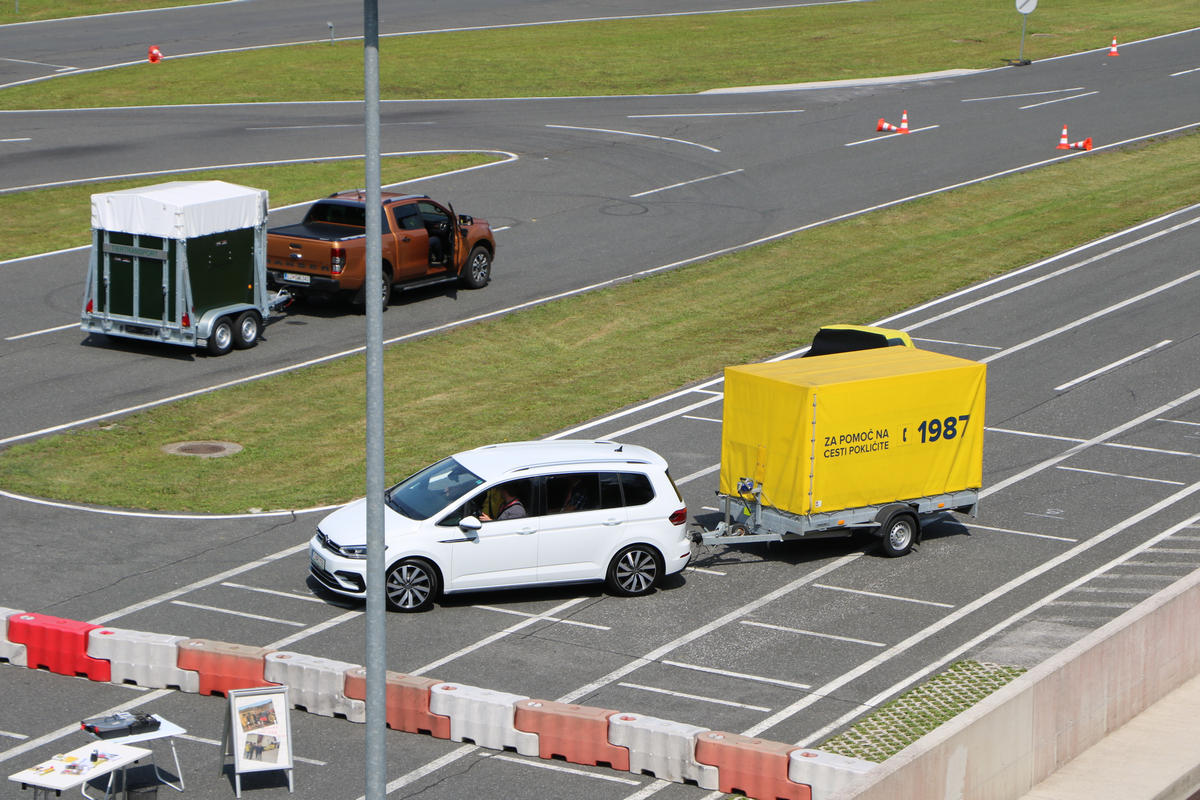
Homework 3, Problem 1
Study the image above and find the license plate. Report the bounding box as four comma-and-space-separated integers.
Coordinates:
310, 550, 326, 572
283, 272, 312, 285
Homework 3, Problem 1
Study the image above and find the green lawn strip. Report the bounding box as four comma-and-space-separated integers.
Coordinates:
817, 661, 1027, 763
2, 131, 1196, 513
0, 0, 222, 25
0, 152, 499, 260
2, 0, 1195, 109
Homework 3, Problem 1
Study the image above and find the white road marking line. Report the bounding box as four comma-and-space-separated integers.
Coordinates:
1, 137, 32, 143
892, 209, 1200, 332
1169, 67, 1200, 77
1019, 90, 1099, 110
411, 597, 590, 676
843, 124, 939, 146
1054, 340, 1172, 390
813, 583, 954, 608
621, 779, 674, 800
1100, 561, 1196, 568
629, 109, 804, 118
618, 682, 771, 712
910, 336, 1001, 350
630, 168, 744, 198
661, 659, 810, 689
374, 744, 478, 798
266, 610, 361, 651
175, 733, 327, 765
4, 322, 78, 340
89, 543, 309, 625
0, 57, 77, 69
0, 731, 28, 741
170, 600, 306, 627
790, 503, 1200, 745
471, 604, 610, 630
741, 619, 885, 647
546, 123, 720, 153
683, 415, 721, 423
1157, 418, 1200, 427
246, 122, 435, 130
1143, 547, 1200, 554
961, 87, 1085, 102
1056, 465, 1186, 486
1094, 572, 1180, 581
677, 462, 721, 485
483, 752, 640, 785
685, 566, 727, 576
967, 523, 1077, 542
982, 271, 1200, 364
987, 426, 1200, 459
221, 582, 329, 603
0, 689, 173, 764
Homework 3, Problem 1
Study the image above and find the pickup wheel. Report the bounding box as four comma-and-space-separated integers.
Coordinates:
206, 316, 234, 356
233, 311, 261, 349
878, 510, 918, 557
460, 246, 492, 289
355, 269, 392, 312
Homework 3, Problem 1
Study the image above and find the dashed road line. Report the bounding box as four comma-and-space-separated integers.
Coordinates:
813, 584, 954, 608
741, 620, 885, 647
618, 682, 772, 712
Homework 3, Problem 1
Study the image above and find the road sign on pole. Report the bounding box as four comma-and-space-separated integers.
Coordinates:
1013, 0, 1037, 65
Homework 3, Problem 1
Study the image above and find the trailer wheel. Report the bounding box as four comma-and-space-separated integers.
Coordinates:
606, 545, 661, 597
878, 511, 918, 557
206, 316, 234, 356
459, 245, 491, 289
233, 311, 261, 349
384, 558, 440, 612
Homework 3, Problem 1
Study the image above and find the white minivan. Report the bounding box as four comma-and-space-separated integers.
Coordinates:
309, 440, 692, 611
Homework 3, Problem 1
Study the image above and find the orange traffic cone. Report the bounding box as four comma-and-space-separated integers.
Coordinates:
899, 110, 910, 134
1068, 137, 1093, 151
148, 45, 163, 63
1107, 36, 1119, 57
1056, 124, 1070, 149
877, 118, 901, 132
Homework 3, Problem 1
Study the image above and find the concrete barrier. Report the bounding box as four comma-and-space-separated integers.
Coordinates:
695, 730, 811, 800
0, 607, 27, 666
87, 627, 197, 691
514, 699, 630, 771
265, 652, 364, 721
7, 612, 110, 681
608, 712, 719, 788
429, 683, 538, 755
788, 749, 874, 800
344, 668, 450, 738
176, 639, 276, 696
831, 568, 1200, 800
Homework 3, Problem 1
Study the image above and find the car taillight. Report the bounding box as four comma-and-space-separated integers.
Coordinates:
669, 507, 687, 526
85, 299, 93, 313
182, 311, 191, 328
331, 246, 345, 275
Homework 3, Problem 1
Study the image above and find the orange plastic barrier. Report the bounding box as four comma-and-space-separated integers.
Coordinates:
344, 668, 450, 738
514, 699, 629, 771
695, 731, 811, 800
6, 613, 110, 681
176, 639, 276, 696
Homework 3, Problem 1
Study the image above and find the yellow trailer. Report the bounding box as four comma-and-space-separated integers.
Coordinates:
696, 347, 986, 556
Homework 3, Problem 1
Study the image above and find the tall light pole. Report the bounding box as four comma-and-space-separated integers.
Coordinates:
362, 2, 387, 800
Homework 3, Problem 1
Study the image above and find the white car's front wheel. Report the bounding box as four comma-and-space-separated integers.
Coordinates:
385, 558, 439, 612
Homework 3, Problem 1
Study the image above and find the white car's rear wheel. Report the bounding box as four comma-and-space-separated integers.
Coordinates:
606, 545, 661, 597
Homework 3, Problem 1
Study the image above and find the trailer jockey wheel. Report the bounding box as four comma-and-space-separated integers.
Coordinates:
233, 311, 261, 349
878, 510, 918, 557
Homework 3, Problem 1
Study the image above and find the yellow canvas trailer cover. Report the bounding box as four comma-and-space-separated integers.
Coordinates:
720, 348, 985, 517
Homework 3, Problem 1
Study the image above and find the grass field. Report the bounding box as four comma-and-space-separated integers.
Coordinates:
2, 0, 1196, 108
2, 129, 1196, 512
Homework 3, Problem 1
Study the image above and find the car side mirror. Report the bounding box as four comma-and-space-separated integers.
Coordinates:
459, 515, 482, 537
457, 214, 473, 226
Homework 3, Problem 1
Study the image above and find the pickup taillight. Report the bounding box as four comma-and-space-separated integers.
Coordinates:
331, 246, 345, 275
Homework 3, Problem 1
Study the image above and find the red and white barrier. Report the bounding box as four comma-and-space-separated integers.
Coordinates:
789, 749, 875, 800
515, 699, 630, 771
695, 730, 811, 800
7, 612, 110, 680
429, 683, 538, 755
88, 627, 197, 691
608, 713, 718, 788
176, 639, 276, 696
265, 652, 363, 721
344, 669, 450, 737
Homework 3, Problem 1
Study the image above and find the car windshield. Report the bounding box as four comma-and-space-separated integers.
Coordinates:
385, 457, 484, 520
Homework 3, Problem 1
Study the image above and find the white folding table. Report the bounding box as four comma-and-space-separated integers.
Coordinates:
81, 715, 187, 792
9, 742, 151, 800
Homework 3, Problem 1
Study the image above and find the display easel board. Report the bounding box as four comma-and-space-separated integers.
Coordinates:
220, 687, 294, 797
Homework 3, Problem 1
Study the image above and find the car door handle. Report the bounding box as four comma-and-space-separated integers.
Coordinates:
602, 518, 621, 526
516, 527, 536, 535
401, 235, 412, 242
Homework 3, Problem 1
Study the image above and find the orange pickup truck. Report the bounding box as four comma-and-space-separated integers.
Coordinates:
266, 191, 495, 309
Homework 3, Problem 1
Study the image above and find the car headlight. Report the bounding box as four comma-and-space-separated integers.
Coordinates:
341, 545, 368, 559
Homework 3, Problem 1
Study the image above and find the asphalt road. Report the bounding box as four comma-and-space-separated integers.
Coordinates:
1, 7, 1199, 800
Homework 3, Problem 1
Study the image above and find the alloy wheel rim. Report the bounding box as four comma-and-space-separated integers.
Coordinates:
617, 550, 656, 593
387, 564, 431, 608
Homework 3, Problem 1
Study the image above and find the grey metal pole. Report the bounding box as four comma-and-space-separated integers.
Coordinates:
362, 1, 387, 799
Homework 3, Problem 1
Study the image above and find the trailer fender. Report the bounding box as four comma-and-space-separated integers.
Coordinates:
874, 504, 920, 557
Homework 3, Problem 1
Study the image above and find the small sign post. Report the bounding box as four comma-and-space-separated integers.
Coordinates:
1013, 0, 1037, 65
220, 687, 294, 798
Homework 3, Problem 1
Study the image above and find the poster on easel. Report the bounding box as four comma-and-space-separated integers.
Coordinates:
221, 686, 294, 797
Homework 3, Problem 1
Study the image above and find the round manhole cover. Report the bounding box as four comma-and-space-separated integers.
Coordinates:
161, 441, 243, 458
